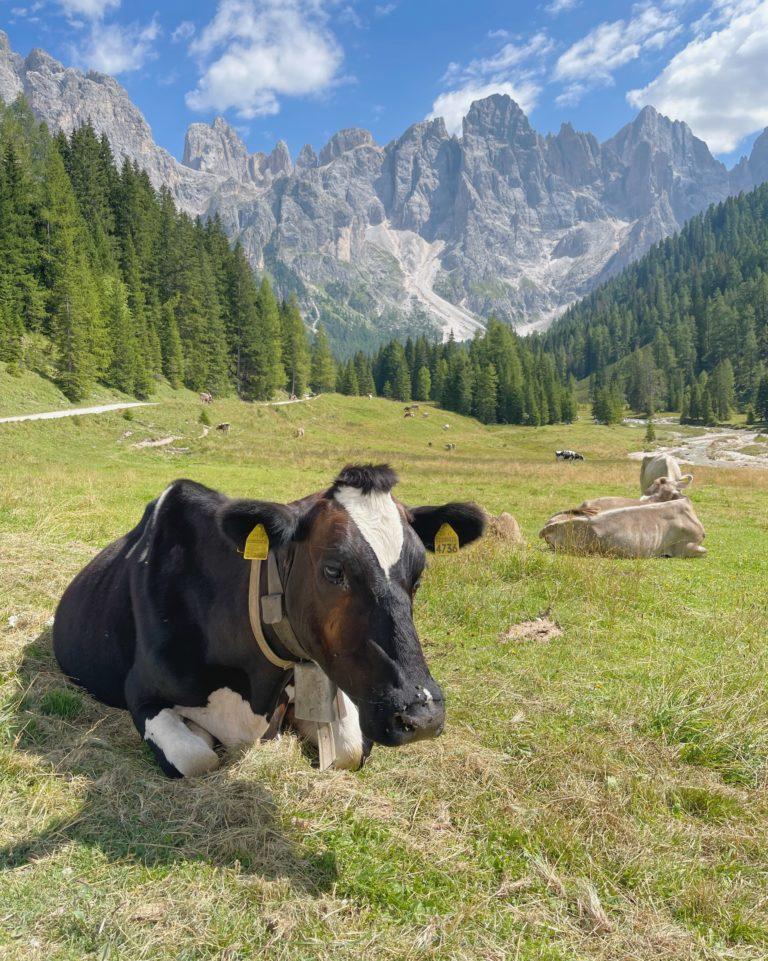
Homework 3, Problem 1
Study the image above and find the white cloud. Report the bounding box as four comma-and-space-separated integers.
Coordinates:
429, 31, 552, 134
429, 80, 542, 134
374, 2, 396, 14
545, 0, 580, 15
628, 0, 768, 153
186, 0, 344, 118
554, 3, 681, 103
171, 20, 196, 43
72, 16, 160, 74
57, 0, 119, 20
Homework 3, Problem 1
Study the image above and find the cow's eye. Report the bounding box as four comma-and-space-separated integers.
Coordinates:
323, 563, 344, 585
412, 576, 423, 593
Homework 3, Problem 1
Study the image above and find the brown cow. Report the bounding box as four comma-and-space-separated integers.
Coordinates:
540, 498, 706, 558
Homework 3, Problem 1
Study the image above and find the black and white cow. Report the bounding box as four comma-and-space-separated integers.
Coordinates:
555, 450, 585, 461
53, 465, 485, 777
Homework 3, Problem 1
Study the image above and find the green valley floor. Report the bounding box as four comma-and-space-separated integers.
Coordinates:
1, 392, 766, 961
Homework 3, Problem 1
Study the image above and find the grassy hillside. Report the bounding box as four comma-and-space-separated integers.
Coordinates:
1, 393, 767, 960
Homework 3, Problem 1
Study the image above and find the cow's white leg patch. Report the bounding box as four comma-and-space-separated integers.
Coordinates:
290, 691, 365, 771
184, 718, 216, 749
334, 486, 404, 577
176, 687, 269, 748
144, 708, 220, 777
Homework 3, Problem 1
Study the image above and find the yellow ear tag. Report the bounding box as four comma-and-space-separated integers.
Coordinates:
243, 523, 269, 561
434, 523, 460, 555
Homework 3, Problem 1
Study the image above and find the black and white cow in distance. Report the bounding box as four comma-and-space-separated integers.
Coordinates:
53, 465, 485, 778
555, 449, 584, 461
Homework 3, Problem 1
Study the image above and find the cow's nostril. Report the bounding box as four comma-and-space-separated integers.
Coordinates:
394, 712, 416, 733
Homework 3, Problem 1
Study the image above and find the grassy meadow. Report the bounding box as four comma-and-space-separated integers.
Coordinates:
1, 389, 767, 960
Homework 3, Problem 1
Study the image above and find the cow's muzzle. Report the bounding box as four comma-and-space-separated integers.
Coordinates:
383, 687, 445, 745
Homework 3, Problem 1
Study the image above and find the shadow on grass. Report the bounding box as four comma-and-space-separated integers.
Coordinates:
1, 630, 337, 893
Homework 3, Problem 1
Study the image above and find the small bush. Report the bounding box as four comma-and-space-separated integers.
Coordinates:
199, 409, 211, 426
122, 408, 134, 421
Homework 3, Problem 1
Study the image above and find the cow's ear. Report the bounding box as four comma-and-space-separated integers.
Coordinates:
408, 502, 486, 552
218, 499, 301, 552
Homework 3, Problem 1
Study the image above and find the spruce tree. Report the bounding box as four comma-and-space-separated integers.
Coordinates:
281, 293, 310, 397
310, 325, 336, 392
104, 276, 138, 394
415, 365, 431, 402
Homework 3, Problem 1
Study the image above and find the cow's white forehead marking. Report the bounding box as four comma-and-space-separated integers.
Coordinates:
334, 485, 404, 578
422, 687, 433, 702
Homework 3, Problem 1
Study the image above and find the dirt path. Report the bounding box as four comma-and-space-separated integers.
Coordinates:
0, 394, 316, 426
629, 426, 768, 470
0, 401, 154, 424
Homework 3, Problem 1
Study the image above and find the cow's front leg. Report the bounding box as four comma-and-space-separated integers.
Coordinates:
289, 690, 371, 770
130, 700, 221, 778
175, 687, 271, 748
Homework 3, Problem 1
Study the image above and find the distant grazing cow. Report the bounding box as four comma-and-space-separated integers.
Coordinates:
216, 423, 230, 433
540, 498, 706, 558
404, 411, 415, 419
445, 443, 456, 451
555, 450, 584, 461
53, 465, 485, 777
544, 478, 685, 526
640, 453, 692, 494
199, 392, 213, 405
295, 427, 305, 438
443, 424, 451, 431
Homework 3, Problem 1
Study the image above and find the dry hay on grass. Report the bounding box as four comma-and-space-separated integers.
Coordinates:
499, 615, 563, 643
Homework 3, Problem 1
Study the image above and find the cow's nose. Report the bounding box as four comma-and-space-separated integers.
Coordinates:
392, 692, 445, 742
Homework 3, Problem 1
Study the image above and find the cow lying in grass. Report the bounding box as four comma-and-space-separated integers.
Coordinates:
539, 496, 706, 558
544, 477, 685, 526
53, 465, 485, 777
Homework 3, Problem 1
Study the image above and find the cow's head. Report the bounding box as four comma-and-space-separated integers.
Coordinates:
642, 475, 692, 498
220, 465, 485, 748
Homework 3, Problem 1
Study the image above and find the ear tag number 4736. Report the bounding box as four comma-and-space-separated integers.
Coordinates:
434, 523, 459, 555
244, 523, 269, 560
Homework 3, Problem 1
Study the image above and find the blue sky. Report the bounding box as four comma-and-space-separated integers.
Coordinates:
2, 0, 768, 166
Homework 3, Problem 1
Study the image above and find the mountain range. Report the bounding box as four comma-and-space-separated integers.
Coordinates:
2, 30, 768, 352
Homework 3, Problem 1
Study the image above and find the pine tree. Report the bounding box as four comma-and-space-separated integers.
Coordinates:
281, 293, 310, 397
476, 363, 498, 423
40, 147, 106, 400
310, 325, 336, 393
756, 375, 768, 423
103, 277, 138, 394
159, 298, 184, 389
393, 358, 411, 402
415, 365, 431, 402
251, 277, 284, 400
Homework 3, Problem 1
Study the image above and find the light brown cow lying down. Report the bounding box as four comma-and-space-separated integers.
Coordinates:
540, 498, 706, 558
544, 477, 684, 527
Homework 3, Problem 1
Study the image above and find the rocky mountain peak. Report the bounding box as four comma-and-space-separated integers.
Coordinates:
268, 139, 292, 176
3, 30, 768, 347
296, 143, 318, 169
183, 117, 249, 181
318, 127, 376, 165
462, 93, 533, 143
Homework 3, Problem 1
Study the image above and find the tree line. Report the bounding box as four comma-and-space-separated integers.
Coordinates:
328, 319, 576, 425
0, 100, 575, 425
543, 182, 768, 424
0, 99, 310, 402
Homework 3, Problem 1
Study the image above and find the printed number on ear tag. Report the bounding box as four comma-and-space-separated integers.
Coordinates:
434, 523, 459, 554
244, 523, 269, 560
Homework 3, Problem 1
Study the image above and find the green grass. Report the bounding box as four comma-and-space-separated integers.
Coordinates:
1, 392, 767, 960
